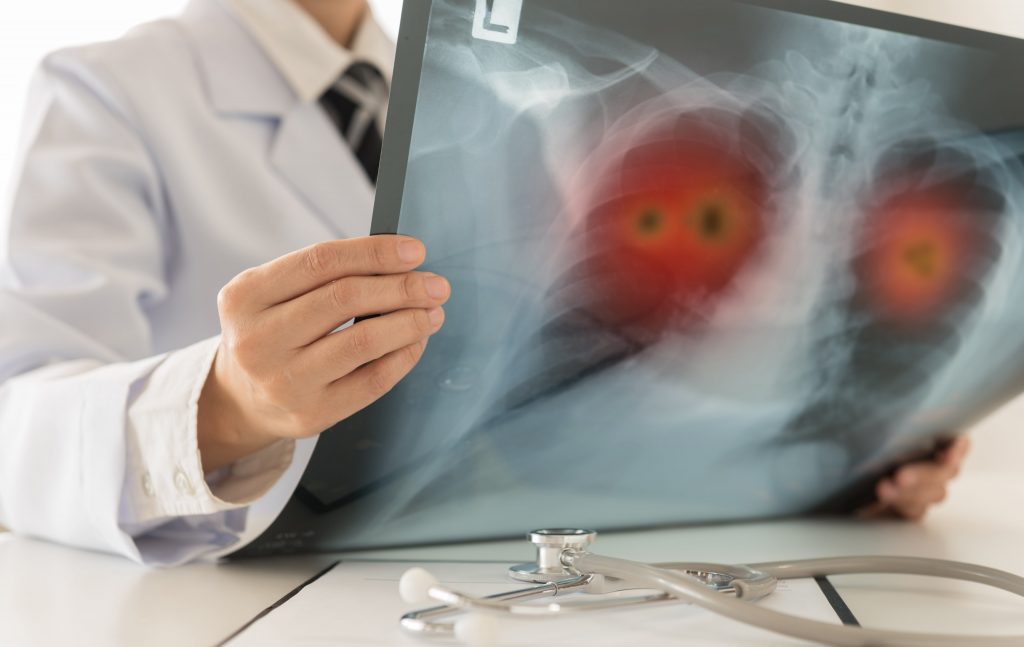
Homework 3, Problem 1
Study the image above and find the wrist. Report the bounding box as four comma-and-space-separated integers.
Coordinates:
197, 351, 279, 472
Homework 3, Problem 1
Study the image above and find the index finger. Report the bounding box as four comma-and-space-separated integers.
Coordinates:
250, 236, 426, 307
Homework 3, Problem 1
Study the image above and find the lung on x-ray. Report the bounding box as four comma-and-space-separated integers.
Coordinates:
242, 0, 1024, 555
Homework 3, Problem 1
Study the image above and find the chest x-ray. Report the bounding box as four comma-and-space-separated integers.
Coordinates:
244, 0, 1024, 555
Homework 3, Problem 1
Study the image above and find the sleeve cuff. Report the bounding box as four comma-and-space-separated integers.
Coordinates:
121, 337, 295, 525
205, 438, 295, 505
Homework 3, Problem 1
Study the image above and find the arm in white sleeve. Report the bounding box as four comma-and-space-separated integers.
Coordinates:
119, 336, 296, 564
0, 52, 294, 565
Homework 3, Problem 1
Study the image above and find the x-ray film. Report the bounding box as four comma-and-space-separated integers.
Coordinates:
243, 0, 1024, 556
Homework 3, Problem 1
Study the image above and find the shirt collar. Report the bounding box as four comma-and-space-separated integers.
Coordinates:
224, 0, 395, 104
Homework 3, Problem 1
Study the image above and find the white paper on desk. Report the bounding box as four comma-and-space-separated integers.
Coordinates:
230, 561, 843, 646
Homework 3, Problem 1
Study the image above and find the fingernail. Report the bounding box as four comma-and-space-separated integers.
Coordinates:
427, 307, 444, 326
955, 438, 970, 457
398, 239, 424, 263
425, 275, 449, 299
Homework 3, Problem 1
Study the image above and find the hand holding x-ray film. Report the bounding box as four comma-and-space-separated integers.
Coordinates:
249, 0, 1024, 555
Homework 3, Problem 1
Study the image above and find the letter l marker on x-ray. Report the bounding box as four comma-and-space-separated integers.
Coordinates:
473, 0, 523, 44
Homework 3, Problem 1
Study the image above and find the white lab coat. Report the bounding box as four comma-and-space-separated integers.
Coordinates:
0, 0, 385, 563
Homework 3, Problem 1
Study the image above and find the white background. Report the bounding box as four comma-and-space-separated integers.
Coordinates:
0, 0, 1020, 475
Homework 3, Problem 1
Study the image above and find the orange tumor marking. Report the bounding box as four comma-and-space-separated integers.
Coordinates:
696, 203, 727, 239
903, 241, 938, 279
856, 182, 986, 326
577, 113, 775, 336
634, 208, 665, 237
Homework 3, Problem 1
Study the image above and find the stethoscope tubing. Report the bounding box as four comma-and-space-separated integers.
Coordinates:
571, 552, 1024, 647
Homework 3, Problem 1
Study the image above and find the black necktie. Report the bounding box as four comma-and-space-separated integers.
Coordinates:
320, 62, 388, 184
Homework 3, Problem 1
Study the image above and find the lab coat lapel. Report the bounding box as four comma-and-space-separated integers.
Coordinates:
181, 0, 294, 117
269, 103, 375, 238
180, 0, 375, 237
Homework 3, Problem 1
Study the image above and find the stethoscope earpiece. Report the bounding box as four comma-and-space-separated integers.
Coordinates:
399, 566, 440, 606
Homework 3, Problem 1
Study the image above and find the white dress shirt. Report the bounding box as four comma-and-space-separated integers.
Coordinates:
0, 0, 394, 565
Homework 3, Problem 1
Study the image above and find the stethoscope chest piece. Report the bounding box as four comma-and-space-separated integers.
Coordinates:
508, 528, 598, 583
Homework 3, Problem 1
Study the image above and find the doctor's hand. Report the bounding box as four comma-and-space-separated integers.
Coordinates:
858, 436, 971, 521
197, 236, 450, 472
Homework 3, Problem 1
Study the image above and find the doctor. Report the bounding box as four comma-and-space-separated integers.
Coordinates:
0, 0, 968, 565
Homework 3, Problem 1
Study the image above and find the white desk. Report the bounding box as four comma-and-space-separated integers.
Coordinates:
1, 396, 1022, 646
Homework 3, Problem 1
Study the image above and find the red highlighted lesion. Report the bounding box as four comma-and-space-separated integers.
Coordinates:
574, 112, 775, 337
854, 179, 994, 327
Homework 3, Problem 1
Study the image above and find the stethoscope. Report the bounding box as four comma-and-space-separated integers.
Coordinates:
398, 528, 1024, 646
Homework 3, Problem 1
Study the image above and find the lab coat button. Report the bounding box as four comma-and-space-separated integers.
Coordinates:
141, 472, 155, 498
174, 469, 194, 496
